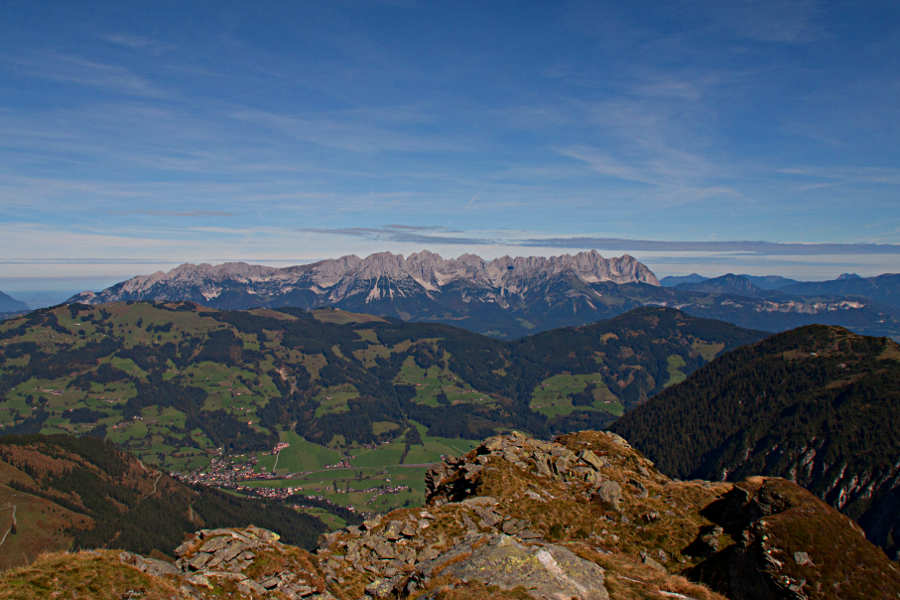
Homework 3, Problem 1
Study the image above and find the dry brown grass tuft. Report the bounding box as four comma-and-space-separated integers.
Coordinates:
0, 550, 187, 600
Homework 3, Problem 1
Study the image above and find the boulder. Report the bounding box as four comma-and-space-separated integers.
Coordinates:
592, 480, 623, 513
412, 534, 609, 600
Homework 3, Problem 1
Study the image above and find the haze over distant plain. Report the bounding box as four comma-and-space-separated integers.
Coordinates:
2, 1, 900, 292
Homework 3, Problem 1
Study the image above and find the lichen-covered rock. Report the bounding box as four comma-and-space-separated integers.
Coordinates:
591, 480, 623, 513
169, 525, 328, 599
409, 534, 609, 600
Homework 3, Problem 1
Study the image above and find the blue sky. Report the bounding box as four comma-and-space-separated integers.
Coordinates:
2, 0, 900, 293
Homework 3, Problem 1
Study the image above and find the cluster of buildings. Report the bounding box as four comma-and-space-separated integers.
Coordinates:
173, 453, 290, 488
171, 441, 413, 515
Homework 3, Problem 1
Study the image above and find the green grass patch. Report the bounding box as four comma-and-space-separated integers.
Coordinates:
691, 340, 725, 361
529, 373, 623, 418
313, 384, 359, 418
351, 442, 405, 468
372, 421, 400, 436
393, 355, 483, 407
311, 309, 387, 324
665, 354, 688, 387
403, 427, 478, 464
355, 329, 379, 343
256, 431, 341, 473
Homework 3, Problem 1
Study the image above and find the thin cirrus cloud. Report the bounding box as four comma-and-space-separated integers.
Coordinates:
113, 210, 236, 218
518, 237, 900, 256
227, 108, 465, 154
100, 33, 173, 55
298, 225, 490, 246
296, 227, 900, 257
6, 51, 168, 98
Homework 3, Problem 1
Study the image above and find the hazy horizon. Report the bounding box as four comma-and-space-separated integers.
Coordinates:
2, 245, 898, 309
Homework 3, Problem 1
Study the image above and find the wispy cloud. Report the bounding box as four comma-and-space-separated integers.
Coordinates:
5, 51, 168, 97
554, 146, 655, 186
228, 108, 465, 153
298, 226, 490, 246
779, 166, 900, 187
295, 226, 900, 256
112, 210, 236, 218
520, 237, 900, 255
710, 0, 824, 44
101, 33, 173, 55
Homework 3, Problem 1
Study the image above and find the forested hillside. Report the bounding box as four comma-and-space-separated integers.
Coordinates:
0, 434, 326, 570
0, 302, 764, 473
613, 325, 900, 558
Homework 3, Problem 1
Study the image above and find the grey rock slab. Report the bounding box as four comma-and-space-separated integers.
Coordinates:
364, 578, 395, 599
118, 552, 180, 577
639, 551, 667, 572
174, 540, 194, 557
372, 540, 398, 560
592, 480, 623, 513
237, 579, 269, 595
188, 552, 212, 571
416, 534, 608, 600
460, 496, 498, 507
579, 450, 607, 471
199, 535, 233, 554
218, 541, 250, 563
476, 510, 503, 529
382, 521, 403, 541
186, 573, 212, 589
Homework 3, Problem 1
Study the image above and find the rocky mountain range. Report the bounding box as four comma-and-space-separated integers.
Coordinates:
613, 324, 900, 560
66, 251, 900, 339
69, 250, 658, 305
4, 430, 899, 599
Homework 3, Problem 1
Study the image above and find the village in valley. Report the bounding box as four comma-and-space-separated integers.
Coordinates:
171, 440, 416, 517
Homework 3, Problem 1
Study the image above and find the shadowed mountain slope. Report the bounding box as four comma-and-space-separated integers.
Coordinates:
0, 434, 326, 570
612, 325, 900, 558
0, 291, 27, 314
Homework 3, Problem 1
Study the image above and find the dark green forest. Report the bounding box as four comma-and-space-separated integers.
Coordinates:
613, 324, 900, 557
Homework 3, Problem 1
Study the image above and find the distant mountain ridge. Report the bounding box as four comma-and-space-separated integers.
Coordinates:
781, 272, 900, 309
662, 273, 805, 290
70, 250, 658, 303
674, 273, 771, 297
67, 252, 900, 339
663, 271, 900, 308
0, 290, 28, 314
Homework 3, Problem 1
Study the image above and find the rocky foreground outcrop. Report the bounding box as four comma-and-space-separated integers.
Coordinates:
3, 431, 899, 600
